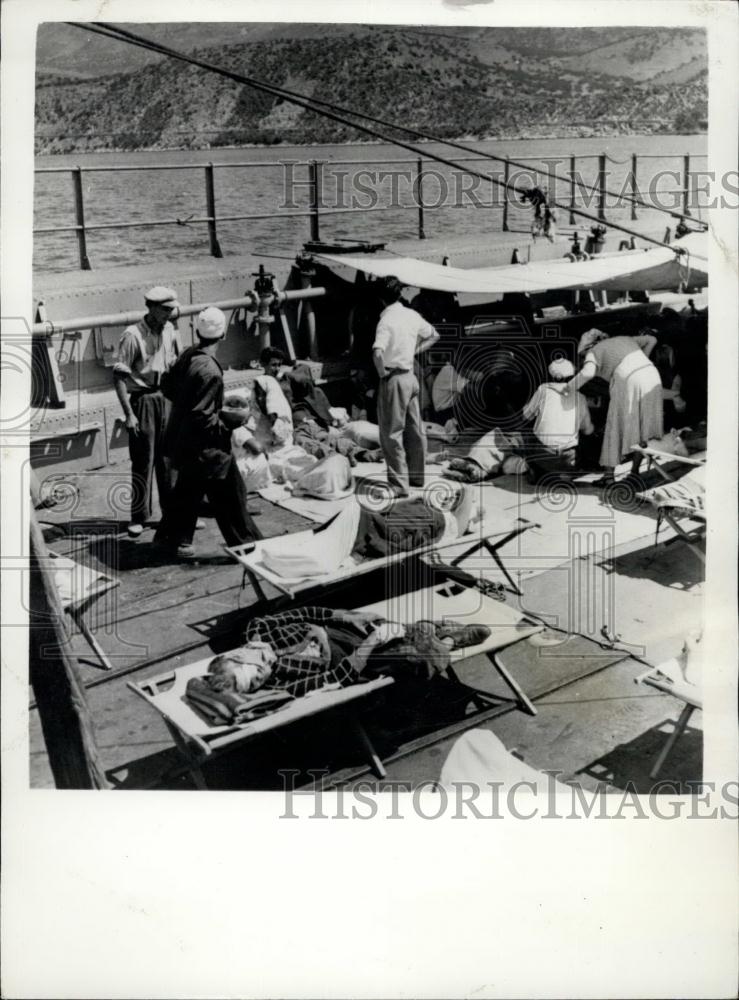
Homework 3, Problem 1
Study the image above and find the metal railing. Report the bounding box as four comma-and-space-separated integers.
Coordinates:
34, 150, 707, 271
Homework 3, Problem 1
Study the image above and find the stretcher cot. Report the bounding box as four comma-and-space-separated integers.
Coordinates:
129, 662, 393, 789
50, 552, 120, 671
128, 580, 542, 788
635, 661, 702, 779
226, 513, 538, 603
634, 449, 707, 565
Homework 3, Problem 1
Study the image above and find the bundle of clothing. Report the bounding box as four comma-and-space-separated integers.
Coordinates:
185, 605, 492, 725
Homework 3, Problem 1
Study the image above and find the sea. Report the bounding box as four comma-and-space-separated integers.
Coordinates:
33, 134, 708, 273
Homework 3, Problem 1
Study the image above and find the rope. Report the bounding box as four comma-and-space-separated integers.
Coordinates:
68, 22, 703, 249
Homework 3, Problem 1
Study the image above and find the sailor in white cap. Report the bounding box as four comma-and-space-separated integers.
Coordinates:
521, 354, 594, 482
113, 285, 182, 537
157, 307, 261, 559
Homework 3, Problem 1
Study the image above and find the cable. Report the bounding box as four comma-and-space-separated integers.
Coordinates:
68, 22, 703, 249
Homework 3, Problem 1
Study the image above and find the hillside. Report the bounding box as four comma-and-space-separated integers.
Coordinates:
34, 24, 707, 154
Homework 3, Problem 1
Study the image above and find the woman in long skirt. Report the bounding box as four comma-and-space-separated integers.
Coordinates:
560, 328, 662, 484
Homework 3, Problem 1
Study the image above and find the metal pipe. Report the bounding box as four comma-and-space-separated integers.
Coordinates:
569, 155, 576, 225
415, 157, 425, 240
204, 162, 223, 258
309, 160, 321, 241
683, 154, 691, 217
598, 153, 607, 221
631, 154, 638, 222
502, 159, 510, 232
33, 209, 314, 235
72, 167, 91, 270
31, 287, 326, 337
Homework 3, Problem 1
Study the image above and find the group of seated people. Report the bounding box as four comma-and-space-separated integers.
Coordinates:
223, 347, 385, 501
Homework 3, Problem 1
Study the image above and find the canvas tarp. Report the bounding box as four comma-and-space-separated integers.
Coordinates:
316, 232, 707, 295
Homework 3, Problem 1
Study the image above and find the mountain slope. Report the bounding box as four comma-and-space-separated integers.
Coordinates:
35, 25, 707, 153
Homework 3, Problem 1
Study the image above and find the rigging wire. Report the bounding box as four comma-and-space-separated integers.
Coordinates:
68, 22, 703, 251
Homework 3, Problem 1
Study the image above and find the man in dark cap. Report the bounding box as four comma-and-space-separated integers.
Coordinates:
158, 307, 261, 559
113, 285, 182, 538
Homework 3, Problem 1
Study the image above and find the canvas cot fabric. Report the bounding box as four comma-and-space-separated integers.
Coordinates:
259, 501, 363, 581
586, 337, 663, 467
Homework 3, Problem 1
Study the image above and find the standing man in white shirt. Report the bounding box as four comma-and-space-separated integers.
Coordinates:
372, 276, 439, 496
113, 285, 182, 537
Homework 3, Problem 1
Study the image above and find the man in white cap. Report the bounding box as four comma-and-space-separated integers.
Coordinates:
113, 286, 182, 537
158, 306, 260, 558
521, 356, 594, 481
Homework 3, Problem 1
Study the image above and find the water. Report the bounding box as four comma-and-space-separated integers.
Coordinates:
34, 135, 707, 273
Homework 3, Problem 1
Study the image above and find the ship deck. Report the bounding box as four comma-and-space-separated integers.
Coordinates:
30, 449, 705, 792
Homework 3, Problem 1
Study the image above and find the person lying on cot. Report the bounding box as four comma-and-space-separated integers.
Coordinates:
255, 484, 484, 584
438, 428, 526, 483
287, 368, 383, 464
185, 603, 493, 724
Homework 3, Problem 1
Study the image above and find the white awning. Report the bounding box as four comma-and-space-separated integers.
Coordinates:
316, 233, 707, 295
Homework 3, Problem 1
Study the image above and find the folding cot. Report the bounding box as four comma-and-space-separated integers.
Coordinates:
633, 448, 707, 564
635, 661, 702, 779
225, 512, 539, 604
127, 578, 543, 788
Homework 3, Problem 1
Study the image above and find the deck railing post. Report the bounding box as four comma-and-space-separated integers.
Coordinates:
597, 153, 607, 221
682, 153, 691, 217
72, 166, 91, 271
309, 160, 322, 241
569, 154, 577, 225
204, 162, 223, 258
415, 157, 426, 239
502, 159, 510, 232
630, 154, 638, 221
